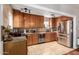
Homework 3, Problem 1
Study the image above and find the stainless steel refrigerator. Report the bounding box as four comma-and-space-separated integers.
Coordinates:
57, 19, 73, 48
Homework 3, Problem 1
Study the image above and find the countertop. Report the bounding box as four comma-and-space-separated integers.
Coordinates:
4, 36, 27, 43
25, 31, 57, 35
11, 36, 26, 42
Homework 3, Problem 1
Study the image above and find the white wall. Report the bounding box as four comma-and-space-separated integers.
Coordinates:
0, 4, 3, 55
0, 4, 13, 55
3, 4, 13, 28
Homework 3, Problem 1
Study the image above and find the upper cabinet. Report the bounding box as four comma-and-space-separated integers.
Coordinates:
19, 13, 24, 28
13, 10, 19, 28
52, 18, 58, 27
13, 10, 24, 28
13, 9, 44, 28
24, 13, 30, 28
35, 15, 44, 28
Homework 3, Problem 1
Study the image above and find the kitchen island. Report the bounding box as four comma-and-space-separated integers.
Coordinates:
3, 36, 27, 55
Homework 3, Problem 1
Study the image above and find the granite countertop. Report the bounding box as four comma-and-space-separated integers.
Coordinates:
25, 31, 57, 35
4, 36, 27, 43
11, 36, 27, 42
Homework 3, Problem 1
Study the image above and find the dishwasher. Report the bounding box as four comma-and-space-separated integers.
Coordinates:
38, 33, 45, 43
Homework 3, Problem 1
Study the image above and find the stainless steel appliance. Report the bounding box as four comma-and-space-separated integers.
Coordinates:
38, 33, 45, 43
58, 19, 73, 48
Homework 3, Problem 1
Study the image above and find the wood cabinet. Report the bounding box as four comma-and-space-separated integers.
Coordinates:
27, 14, 44, 28
13, 10, 20, 28
27, 33, 38, 46
39, 16, 44, 27
27, 34, 33, 46
30, 15, 36, 28
19, 13, 24, 28
4, 40, 27, 55
45, 32, 51, 42
27, 32, 57, 46
45, 32, 57, 42
52, 18, 58, 27
13, 10, 24, 28
35, 15, 44, 28
32, 33, 38, 45
52, 32, 57, 41
24, 13, 30, 28
13, 9, 44, 28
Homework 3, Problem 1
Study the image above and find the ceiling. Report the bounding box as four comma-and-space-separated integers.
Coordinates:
11, 4, 62, 18
11, 4, 79, 18
38, 4, 79, 16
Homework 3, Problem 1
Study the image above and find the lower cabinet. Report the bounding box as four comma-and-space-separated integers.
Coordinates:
32, 34, 39, 45
45, 32, 52, 42
27, 34, 38, 46
4, 40, 27, 55
27, 34, 33, 46
45, 32, 57, 42
27, 32, 57, 46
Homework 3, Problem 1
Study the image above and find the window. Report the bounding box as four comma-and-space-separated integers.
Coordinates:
8, 12, 13, 29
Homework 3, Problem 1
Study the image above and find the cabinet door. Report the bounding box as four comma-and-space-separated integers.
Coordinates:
31, 15, 38, 28
51, 33, 57, 41
37, 16, 44, 28
19, 12, 24, 28
27, 35, 33, 46
45, 33, 52, 42
52, 18, 58, 27
13, 10, 24, 28
33, 15, 37, 28
45, 32, 57, 42
32, 34, 38, 45
35, 15, 39, 28
24, 14, 30, 28
30, 15, 36, 28
13, 10, 20, 28
4, 40, 27, 55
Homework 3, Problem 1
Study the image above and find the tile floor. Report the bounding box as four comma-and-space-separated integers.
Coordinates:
28, 41, 74, 55
65, 49, 79, 55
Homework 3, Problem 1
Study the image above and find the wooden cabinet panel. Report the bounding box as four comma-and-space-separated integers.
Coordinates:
19, 13, 24, 28
13, 10, 44, 28
4, 40, 27, 55
13, 10, 20, 28
30, 15, 36, 28
45, 32, 52, 42
27, 33, 38, 46
35, 15, 44, 28
52, 18, 58, 27
29, 15, 44, 28
27, 34, 33, 46
13, 10, 24, 28
45, 32, 57, 42
35, 16, 39, 28
51, 32, 57, 41
32, 34, 38, 45
24, 14, 30, 28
